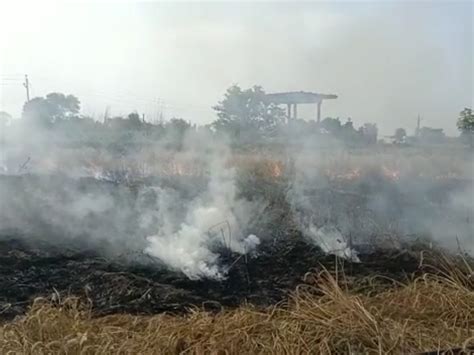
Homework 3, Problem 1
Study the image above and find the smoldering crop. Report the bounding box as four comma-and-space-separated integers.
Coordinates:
0, 131, 269, 280
286, 146, 474, 257
144, 148, 264, 279
0, 125, 473, 281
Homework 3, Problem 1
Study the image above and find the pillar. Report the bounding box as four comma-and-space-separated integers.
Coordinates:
287, 103, 292, 121
293, 104, 298, 119
317, 101, 322, 123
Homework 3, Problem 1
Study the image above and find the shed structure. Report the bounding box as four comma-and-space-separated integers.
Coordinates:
266, 91, 337, 123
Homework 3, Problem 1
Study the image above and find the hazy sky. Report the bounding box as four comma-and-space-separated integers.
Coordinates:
0, 0, 472, 135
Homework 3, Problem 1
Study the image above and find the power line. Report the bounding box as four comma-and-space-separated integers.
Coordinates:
30, 75, 212, 111
0, 82, 23, 86
0, 74, 24, 79
2, 74, 214, 122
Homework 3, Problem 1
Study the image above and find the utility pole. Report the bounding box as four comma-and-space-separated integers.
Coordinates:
23, 74, 30, 102
157, 98, 165, 123
103, 105, 110, 124
416, 114, 421, 137
157, 98, 164, 123
317, 101, 322, 124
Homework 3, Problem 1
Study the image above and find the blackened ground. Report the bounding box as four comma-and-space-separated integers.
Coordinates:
0, 234, 422, 321
0, 173, 469, 321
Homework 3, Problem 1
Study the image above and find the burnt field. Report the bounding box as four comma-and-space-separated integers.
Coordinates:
0, 234, 423, 321
0, 168, 472, 322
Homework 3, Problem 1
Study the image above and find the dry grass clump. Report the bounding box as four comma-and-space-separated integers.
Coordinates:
1, 256, 473, 354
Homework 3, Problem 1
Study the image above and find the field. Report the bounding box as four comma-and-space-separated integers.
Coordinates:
0, 148, 473, 354
0, 253, 473, 354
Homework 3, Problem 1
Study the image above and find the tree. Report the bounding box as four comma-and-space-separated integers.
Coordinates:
457, 108, 474, 147
127, 112, 143, 130
343, 118, 354, 131
45, 93, 80, 120
212, 85, 285, 142
361, 123, 378, 144
319, 117, 342, 135
22, 98, 52, 126
341, 118, 360, 144
163, 118, 192, 150
22, 92, 80, 126
166, 118, 191, 134
394, 128, 407, 143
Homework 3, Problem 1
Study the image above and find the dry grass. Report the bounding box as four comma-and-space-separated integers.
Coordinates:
1, 256, 473, 355
31, 146, 473, 181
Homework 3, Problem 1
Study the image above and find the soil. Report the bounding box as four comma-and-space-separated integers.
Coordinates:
0, 235, 422, 321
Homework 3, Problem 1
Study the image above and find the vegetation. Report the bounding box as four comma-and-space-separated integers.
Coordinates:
22, 93, 81, 126
457, 107, 474, 147
8, 85, 386, 151
0, 255, 472, 354
212, 85, 286, 143
457, 108, 474, 133
4, 86, 468, 153
1, 88, 472, 354
394, 127, 407, 143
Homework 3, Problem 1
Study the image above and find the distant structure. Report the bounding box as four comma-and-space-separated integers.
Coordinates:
266, 91, 338, 123
419, 127, 446, 144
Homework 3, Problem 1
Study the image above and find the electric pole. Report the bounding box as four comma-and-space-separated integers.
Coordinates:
157, 98, 163, 123
416, 114, 422, 137
104, 105, 110, 123
23, 74, 30, 102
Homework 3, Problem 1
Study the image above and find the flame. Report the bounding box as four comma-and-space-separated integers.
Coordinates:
43, 154, 465, 183
270, 161, 283, 178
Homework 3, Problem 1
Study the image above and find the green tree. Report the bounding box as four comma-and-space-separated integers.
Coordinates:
320, 117, 342, 135
45, 93, 80, 120
341, 118, 360, 145
166, 118, 191, 133
212, 85, 285, 142
457, 108, 474, 147
163, 118, 192, 150
394, 128, 407, 143
22, 92, 80, 126
127, 112, 143, 130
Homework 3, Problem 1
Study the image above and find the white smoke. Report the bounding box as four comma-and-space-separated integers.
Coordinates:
287, 142, 474, 259
243, 234, 260, 254
144, 149, 261, 280
304, 224, 360, 262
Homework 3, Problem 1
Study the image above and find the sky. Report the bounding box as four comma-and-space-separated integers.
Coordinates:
0, 0, 472, 135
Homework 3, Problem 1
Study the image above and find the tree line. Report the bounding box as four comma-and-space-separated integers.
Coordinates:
1, 85, 473, 150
